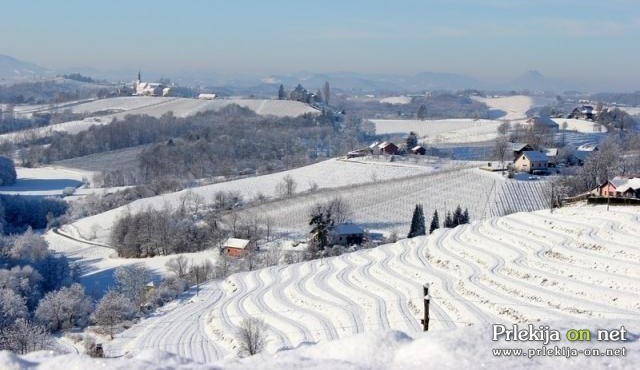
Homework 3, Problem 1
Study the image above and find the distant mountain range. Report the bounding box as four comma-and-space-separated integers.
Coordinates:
0, 54, 604, 93
0, 54, 52, 79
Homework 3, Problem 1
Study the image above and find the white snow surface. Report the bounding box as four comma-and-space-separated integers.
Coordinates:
472, 95, 552, 121
0, 97, 319, 142
372, 118, 503, 144
65, 158, 444, 242
92, 205, 640, 366
552, 118, 608, 133
379, 96, 412, 105
0, 166, 91, 196
5, 319, 639, 369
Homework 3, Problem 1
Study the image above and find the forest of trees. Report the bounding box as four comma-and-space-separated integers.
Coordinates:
22, 105, 371, 186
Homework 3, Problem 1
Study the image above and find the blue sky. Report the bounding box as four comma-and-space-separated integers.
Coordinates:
1, 0, 639, 88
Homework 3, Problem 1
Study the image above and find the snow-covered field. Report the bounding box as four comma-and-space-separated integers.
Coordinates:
379, 95, 411, 105
372, 118, 503, 144
7, 319, 639, 369
552, 118, 607, 133
618, 106, 640, 116
0, 97, 319, 142
0, 166, 91, 196
472, 95, 553, 121
64, 158, 448, 242
229, 166, 550, 237
98, 205, 640, 365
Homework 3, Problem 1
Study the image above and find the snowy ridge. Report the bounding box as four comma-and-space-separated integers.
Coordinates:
0, 97, 319, 143
106, 205, 640, 363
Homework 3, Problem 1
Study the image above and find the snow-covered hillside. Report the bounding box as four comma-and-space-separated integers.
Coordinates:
6, 319, 638, 369
103, 205, 640, 364
0, 97, 319, 143
228, 166, 549, 236
372, 118, 503, 144
63, 158, 447, 242
472, 95, 553, 121
0, 166, 91, 196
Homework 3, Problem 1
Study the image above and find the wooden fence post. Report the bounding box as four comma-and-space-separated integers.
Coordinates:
421, 283, 430, 331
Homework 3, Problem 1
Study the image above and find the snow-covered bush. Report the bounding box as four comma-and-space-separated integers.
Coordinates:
34, 283, 93, 331
91, 291, 136, 339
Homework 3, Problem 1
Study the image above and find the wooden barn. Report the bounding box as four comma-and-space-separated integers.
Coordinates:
223, 238, 250, 257
378, 141, 398, 155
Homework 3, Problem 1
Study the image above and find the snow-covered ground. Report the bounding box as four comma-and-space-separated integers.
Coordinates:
552, 118, 607, 133
0, 166, 92, 196
228, 165, 550, 237
45, 228, 219, 298
372, 118, 503, 144
618, 106, 640, 116
0, 97, 319, 143
379, 95, 411, 105
472, 95, 553, 121
64, 158, 447, 242
94, 205, 640, 365
7, 319, 638, 369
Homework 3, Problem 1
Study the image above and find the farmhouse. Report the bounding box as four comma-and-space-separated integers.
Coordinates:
595, 177, 640, 198
573, 143, 599, 165
330, 223, 365, 246
222, 238, 250, 257
411, 145, 426, 155
378, 141, 398, 155
509, 142, 534, 161
514, 151, 549, 173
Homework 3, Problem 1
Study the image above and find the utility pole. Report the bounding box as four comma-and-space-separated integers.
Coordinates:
421, 283, 430, 331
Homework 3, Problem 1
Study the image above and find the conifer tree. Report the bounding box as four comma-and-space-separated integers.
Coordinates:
444, 211, 453, 228
429, 210, 440, 234
453, 205, 463, 226
462, 208, 470, 224
408, 204, 426, 238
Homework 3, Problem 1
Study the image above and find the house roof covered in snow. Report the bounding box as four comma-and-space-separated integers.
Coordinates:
608, 177, 640, 193
577, 143, 598, 152
519, 151, 548, 162
378, 141, 396, 149
543, 148, 558, 157
224, 238, 250, 249
509, 142, 533, 152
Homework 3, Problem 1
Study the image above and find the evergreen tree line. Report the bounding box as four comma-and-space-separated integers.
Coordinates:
407, 204, 470, 238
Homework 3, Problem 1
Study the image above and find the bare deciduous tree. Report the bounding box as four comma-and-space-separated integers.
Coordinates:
236, 318, 267, 357
276, 175, 297, 198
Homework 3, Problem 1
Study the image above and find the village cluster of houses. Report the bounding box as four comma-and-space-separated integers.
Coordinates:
507, 141, 600, 174
347, 140, 426, 158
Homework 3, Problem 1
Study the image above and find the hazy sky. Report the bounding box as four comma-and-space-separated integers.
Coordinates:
2, 0, 639, 87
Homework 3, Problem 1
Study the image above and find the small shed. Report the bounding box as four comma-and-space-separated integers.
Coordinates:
514, 151, 549, 173
331, 223, 365, 246
411, 145, 426, 155
198, 93, 217, 100
223, 238, 250, 257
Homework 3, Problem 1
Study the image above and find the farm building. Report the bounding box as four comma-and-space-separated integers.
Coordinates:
223, 238, 250, 257
594, 177, 640, 198
509, 142, 534, 161
330, 223, 365, 246
411, 145, 426, 155
378, 141, 398, 155
513, 151, 549, 173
